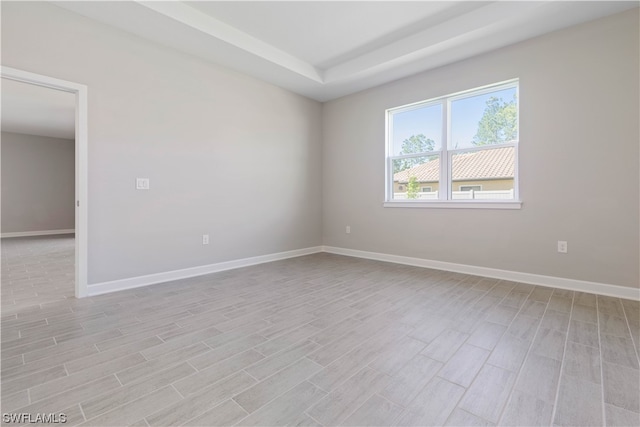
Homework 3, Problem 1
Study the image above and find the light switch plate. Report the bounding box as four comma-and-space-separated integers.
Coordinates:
136, 178, 150, 190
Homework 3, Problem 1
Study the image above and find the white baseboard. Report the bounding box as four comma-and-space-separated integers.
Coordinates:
87, 246, 323, 296
322, 246, 640, 301
86, 243, 639, 301
1, 229, 75, 238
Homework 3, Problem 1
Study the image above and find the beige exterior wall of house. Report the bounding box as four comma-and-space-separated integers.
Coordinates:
394, 178, 514, 193
453, 179, 514, 192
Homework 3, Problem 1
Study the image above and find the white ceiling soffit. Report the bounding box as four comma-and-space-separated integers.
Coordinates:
53, 1, 638, 102
1, 78, 75, 140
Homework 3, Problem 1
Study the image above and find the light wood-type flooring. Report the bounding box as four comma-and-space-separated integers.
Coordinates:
1, 235, 639, 426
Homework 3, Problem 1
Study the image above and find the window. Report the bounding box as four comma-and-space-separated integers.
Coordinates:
385, 80, 520, 208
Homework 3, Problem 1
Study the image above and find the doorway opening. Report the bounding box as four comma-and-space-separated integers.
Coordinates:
1, 67, 88, 298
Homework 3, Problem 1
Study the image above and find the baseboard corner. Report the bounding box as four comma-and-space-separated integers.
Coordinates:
87, 245, 324, 297
321, 245, 639, 301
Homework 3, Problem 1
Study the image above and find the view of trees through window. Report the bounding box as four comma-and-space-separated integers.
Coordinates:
472, 95, 517, 146
388, 82, 518, 201
392, 134, 435, 172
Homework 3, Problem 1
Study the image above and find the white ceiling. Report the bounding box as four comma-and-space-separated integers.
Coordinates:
1, 78, 75, 140
185, 1, 490, 69
52, 1, 639, 101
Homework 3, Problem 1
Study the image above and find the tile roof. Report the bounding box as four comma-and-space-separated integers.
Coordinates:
394, 146, 515, 183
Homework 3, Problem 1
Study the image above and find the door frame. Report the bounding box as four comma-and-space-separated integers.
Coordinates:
2, 66, 89, 298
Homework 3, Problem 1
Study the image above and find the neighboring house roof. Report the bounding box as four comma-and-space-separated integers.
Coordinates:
394, 146, 515, 183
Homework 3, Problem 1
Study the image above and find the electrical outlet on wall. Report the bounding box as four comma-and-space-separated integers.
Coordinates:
202, 234, 209, 245
346, 226, 351, 234
557, 240, 568, 253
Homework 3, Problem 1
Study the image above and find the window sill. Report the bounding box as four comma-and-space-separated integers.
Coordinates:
383, 200, 522, 209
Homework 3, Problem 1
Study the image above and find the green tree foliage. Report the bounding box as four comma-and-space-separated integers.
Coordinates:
406, 176, 419, 199
472, 95, 517, 146
393, 134, 435, 172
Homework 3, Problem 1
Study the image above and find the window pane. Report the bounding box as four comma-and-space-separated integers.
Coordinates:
451, 147, 515, 200
392, 155, 439, 200
450, 86, 517, 150
391, 104, 442, 156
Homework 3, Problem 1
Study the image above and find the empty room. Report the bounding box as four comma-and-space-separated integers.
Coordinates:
1, 1, 638, 426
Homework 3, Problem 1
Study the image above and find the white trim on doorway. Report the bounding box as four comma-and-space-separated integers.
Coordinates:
1, 66, 89, 298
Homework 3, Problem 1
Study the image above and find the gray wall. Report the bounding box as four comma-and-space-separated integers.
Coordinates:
2, 3, 637, 290
2, 2, 323, 284
322, 10, 639, 289
1, 131, 75, 233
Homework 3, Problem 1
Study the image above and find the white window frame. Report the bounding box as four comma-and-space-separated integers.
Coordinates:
384, 79, 521, 209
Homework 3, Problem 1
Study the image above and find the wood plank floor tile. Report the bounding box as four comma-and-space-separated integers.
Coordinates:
568, 320, 600, 348
599, 314, 633, 338
2, 345, 98, 381
81, 386, 181, 426
572, 303, 598, 324
486, 333, 530, 372
236, 381, 326, 426
173, 350, 264, 397
507, 314, 541, 342
395, 377, 465, 426
499, 389, 553, 426
145, 371, 256, 426
115, 343, 208, 385
604, 404, 640, 427
188, 334, 267, 371
80, 362, 195, 420
563, 341, 602, 385
14, 375, 121, 415
233, 356, 323, 413
183, 398, 249, 426
457, 364, 516, 423
547, 295, 573, 314
254, 324, 321, 357
379, 354, 443, 407
1, 364, 67, 396
445, 408, 494, 426
600, 334, 639, 369
553, 375, 603, 426
66, 336, 163, 374
467, 321, 507, 350
341, 393, 403, 427
438, 343, 490, 388
2, 237, 638, 427
514, 353, 562, 404
367, 335, 426, 375
245, 340, 320, 381
541, 309, 571, 331
420, 329, 469, 362
306, 367, 390, 426
0, 390, 29, 412
602, 362, 640, 412
23, 329, 122, 363
530, 327, 567, 361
